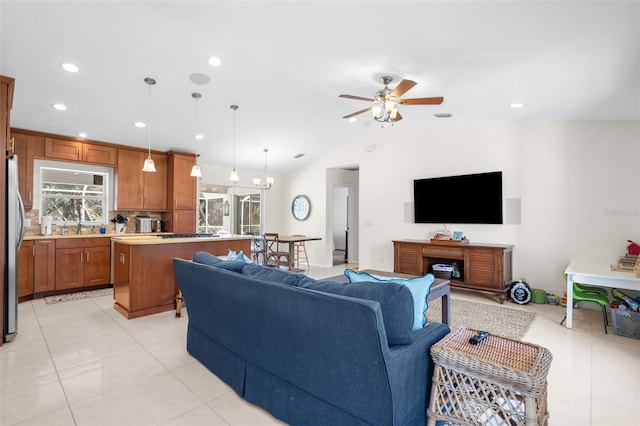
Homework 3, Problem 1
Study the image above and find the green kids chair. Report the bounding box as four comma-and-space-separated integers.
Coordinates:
560, 275, 610, 333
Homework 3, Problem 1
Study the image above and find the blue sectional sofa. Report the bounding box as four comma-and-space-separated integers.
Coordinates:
172, 254, 450, 426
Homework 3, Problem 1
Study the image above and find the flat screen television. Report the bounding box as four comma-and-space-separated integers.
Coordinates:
413, 171, 503, 224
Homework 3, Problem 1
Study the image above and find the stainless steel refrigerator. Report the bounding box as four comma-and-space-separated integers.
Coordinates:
4, 155, 25, 342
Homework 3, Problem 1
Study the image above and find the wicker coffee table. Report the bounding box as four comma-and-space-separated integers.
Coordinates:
427, 327, 552, 426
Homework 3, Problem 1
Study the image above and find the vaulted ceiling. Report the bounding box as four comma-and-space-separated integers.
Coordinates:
1, 1, 638, 172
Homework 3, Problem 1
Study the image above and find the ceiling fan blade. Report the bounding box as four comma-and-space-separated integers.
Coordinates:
391, 79, 417, 98
393, 111, 403, 121
339, 94, 375, 102
398, 96, 444, 105
343, 107, 372, 119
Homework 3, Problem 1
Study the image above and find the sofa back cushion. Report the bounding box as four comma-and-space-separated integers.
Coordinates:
241, 263, 317, 287
301, 280, 414, 345
193, 251, 246, 273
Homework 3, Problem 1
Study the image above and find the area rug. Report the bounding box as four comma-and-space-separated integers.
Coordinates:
45, 288, 113, 304
427, 297, 535, 340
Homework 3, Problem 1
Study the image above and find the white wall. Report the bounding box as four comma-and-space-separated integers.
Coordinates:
282, 120, 640, 295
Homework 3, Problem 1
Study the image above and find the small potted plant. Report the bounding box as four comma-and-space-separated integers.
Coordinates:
111, 215, 128, 233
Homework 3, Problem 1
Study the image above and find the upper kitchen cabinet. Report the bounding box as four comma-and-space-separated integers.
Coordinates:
45, 137, 117, 166
116, 148, 167, 211
167, 152, 197, 209
11, 131, 44, 210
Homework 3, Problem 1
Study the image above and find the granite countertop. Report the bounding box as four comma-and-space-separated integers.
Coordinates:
24, 232, 169, 240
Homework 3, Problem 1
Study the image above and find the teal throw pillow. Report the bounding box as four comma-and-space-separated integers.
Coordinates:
227, 249, 253, 263
344, 269, 434, 330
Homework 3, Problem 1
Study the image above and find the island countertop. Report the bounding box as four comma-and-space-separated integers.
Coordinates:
110, 234, 252, 245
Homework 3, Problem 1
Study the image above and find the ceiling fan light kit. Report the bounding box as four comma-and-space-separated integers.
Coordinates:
340, 75, 443, 126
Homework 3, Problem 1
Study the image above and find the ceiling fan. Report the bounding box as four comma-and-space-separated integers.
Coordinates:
340, 76, 443, 123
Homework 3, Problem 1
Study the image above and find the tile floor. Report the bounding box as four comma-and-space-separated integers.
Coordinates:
1, 264, 639, 425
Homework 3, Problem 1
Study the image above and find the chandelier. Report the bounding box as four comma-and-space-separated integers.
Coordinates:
253, 148, 274, 190
371, 76, 400, 123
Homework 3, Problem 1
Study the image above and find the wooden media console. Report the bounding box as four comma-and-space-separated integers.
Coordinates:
393, 240, 513, 303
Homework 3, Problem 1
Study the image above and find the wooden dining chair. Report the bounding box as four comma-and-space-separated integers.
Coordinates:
264, 233, 290, 268
291, 234, 309, 270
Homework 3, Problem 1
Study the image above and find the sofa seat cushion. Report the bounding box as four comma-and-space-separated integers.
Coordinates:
300, 280, 414, 345
345, 269, 435, 331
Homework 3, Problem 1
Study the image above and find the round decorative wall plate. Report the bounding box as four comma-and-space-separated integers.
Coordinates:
291, 195, 311, 221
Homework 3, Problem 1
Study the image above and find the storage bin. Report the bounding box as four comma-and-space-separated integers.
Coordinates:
532, 289, 546, 304
611, 308, 640, 340
432, 264, 454, 279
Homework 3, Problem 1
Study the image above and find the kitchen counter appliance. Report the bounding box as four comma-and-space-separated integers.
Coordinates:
136, 216, 153, 233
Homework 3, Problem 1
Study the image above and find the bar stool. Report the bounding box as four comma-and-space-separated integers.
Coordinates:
291, 234, 309, 270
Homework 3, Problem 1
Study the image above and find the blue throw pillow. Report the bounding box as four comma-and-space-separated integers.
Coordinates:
344, 269, 434, 330
228, 249, 253, 263
193, 251, 223, 266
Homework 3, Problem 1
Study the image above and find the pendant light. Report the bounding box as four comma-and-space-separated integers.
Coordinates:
141, 77, 157, 172
190, 92, 202, 178
229, 104, 240, 182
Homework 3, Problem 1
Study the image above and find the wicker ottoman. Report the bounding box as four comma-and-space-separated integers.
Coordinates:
427, 327, 552, 426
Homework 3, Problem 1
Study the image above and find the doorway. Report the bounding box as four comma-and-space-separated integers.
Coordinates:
332, 186, 349, 265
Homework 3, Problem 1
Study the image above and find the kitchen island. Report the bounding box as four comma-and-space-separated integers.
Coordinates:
111, 234, 251, 319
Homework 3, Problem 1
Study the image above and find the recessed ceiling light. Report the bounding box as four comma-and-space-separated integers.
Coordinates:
61, 62, 79, 73
134, 121, 146, 128
348, 117, 357, 123
78, 132, 87, 138
510, 103, 524, 109
52, 103, 67, 111
208, 56, 222, 67
194, 133, 204, 140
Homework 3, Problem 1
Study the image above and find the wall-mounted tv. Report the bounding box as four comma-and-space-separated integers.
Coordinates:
413, 171, 503, 224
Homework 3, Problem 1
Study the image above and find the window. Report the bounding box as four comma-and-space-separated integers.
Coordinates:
197, 184, 263, 235
40, 167, 109, 225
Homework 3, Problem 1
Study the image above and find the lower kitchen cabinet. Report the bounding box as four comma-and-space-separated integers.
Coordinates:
55, 238, 110, 290
17, 241, 34, 298
34, 240, 56, 293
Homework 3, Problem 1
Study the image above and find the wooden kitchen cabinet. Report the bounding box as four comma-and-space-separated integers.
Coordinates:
11, 131, 44, 210
163, 152, 197, 232
116, 148, 167, 211
33, 240, 56, 293
167, 152, 197, 209
393, 240, 513, 303
45, 137, 117, 166
55, 238, 110, 290
17, 241, 34, 298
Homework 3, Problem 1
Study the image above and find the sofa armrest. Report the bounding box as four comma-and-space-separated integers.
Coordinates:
385, 323, 450, 426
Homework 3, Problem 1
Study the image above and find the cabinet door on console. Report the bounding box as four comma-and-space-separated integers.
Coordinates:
465, 248, 502, 289
394, 242, 423, 275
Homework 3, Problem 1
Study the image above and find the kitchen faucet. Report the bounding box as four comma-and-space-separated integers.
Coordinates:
60, 219, 69, 235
